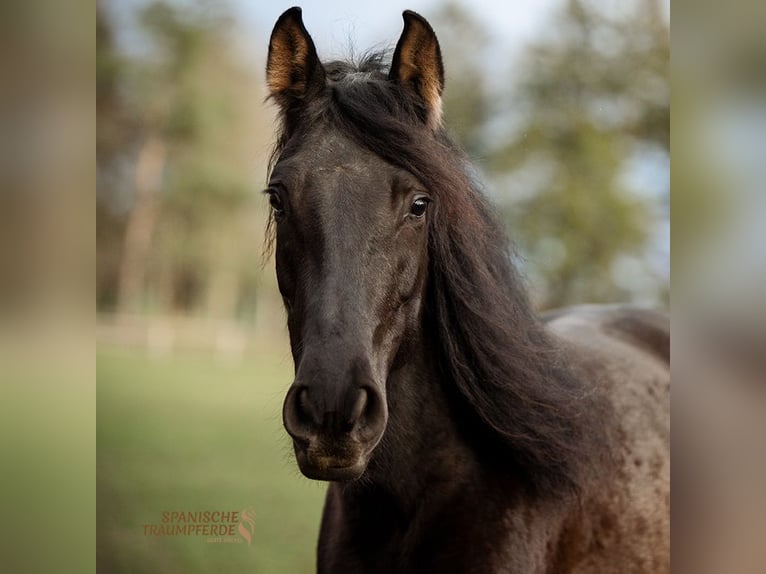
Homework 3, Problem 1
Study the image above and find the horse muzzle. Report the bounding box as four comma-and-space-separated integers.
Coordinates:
282, 382, 387, 481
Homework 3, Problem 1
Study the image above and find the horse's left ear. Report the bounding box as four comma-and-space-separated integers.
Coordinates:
389, 11, 445, 129
266, 7, 326, 110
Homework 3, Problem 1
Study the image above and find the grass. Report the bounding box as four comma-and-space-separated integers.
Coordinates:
97, 344, 326, 573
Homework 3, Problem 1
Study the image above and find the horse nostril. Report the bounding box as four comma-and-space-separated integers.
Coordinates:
284, 385, 315, 438
355, 386, 387, 441
347, 388, 368, 426
284, 381, 387, 442
297, 387, 312, 422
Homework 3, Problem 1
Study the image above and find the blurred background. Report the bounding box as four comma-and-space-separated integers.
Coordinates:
95, 0, 669, 572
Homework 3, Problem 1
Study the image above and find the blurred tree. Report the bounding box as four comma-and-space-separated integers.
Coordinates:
97, 2, 135, 310
97, 0, 669, 323
97, 1, 271, 319
494, 0, 668, 307
431, 2, 491, 159
437, 0, 669, 308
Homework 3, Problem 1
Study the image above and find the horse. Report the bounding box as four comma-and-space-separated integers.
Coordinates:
263, 8, 669, 573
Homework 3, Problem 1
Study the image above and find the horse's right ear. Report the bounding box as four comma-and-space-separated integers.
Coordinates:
266, 7, 325, 110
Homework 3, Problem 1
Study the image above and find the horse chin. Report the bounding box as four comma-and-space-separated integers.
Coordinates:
294, 445, 370, 482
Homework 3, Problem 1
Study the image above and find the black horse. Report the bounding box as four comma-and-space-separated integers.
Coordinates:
264, 8, 669, 573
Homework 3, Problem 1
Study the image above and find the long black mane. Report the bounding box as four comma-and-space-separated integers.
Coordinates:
268, 53, 610, 495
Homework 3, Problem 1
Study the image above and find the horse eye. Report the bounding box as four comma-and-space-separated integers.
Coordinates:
410, 198, 429, 218
268, 191, 285, 216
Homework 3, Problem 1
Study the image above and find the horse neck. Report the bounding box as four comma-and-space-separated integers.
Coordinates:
334, 320, 536, 564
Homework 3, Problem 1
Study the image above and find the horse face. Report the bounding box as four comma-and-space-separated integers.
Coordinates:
265, 7, 445, 481
269, 128, 431, 480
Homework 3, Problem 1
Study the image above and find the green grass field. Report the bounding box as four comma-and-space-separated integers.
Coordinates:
97, 344, 326, 573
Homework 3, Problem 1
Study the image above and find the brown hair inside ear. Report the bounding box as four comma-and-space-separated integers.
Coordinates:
389, 11, 445, 128
266, 8, 325, 104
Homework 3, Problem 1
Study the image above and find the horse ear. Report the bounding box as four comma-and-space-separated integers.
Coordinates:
389, 11, 445, 129
266, 7, 325, 109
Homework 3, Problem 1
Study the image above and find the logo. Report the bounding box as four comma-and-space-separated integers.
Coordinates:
143, 507, 255, 544
237, 507, 255, 545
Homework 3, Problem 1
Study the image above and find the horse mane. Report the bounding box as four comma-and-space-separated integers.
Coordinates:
268, 52, 611, 496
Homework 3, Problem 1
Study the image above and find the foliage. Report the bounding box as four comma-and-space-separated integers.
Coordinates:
96, 0, 669, 319
97, 1, 271, 317
435, 0, 669, 307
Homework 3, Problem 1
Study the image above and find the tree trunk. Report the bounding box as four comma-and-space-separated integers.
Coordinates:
116, 134, 166, 314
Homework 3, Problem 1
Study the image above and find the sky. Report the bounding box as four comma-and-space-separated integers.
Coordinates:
235, 0, 563, 60
109, 0, 567, 84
